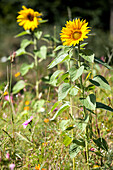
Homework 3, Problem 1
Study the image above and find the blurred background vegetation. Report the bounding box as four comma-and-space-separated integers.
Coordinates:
0, 0, 113, 84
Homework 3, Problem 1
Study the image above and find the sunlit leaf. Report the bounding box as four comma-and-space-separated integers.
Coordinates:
89, 75, 111, 90
15, 48, 26, 57
50, 70, 63, 86
80, 94, 96, 110
50, 103, 70, 120
15, 30, 31, 38
63, 135, 72, 146
58, 83, 71, 101
69, 66, 84, 81
54, 45, 64, 52
69, 143, 81, 158
79, 49, 94, 63
69, 86, 79, 96
48, 53, 69, 69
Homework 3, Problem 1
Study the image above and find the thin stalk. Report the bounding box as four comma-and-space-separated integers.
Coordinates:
34, 36, 39, 98
9, 63, 13, 95
9, 62, 16, 162
78, 44, 90, 169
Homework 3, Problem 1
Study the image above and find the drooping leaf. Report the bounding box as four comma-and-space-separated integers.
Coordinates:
93, 138, 108, 151
79, 49, 94, 63
50, 103, 70, 120
89, 75, 111, 90
48, 53, 69, 69
94, 56, 113, 70
80, 94, 96, 110
15, 48, 26, 57
58, 83, 71, 101
20, 63, 34, 76
69, 66, 84, 82
54, 45, 64, 52
69, 143, 81, 158
96, 102, 113, 112
73, 138, 85, 147
12, 80, 25, 94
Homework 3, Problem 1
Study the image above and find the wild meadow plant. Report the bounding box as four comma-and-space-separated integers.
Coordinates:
0, 6, 51, 169
48, 18, 113, 169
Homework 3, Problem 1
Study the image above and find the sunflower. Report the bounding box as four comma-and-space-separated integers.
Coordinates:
60, 18, 90, 46
17, 6, 42, 31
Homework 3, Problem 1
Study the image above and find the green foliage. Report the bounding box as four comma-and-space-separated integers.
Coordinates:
50, 103, 70, 120
20, 63, 34, 76
89, 75, 111, 90
79, 49, 94, 63
58, 83, 71, 101
69, 65, 84, 81
12, 80, 25, 94
80, 94, 96, 110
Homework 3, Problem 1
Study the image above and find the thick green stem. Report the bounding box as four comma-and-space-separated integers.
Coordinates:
68, 60, 75, 170
34, 36, 39, 98
78, 44, 90, 169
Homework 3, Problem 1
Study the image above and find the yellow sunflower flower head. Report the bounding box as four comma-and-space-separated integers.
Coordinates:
17, 6, 42, 31
60, 18, 90, 46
